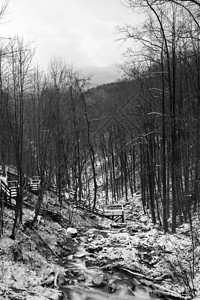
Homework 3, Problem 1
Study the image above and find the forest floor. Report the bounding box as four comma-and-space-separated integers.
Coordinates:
0, 191, 200, 300
0, 191, 97, 300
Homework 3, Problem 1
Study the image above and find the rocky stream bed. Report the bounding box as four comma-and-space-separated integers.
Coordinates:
0, 192, 200, 300
60, 227, 161, 300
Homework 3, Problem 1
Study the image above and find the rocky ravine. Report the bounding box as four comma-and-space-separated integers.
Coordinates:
0, 192, 200, 300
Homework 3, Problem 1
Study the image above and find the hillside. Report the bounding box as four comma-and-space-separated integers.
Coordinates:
80, 65, 122, 87
1, 191, 200, 300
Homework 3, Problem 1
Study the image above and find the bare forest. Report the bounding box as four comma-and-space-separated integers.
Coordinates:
1, 1, 200, 300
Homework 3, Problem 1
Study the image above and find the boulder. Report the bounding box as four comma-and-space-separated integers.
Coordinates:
43, 289, 63, 300
66, 227, 77, 237
87, 245, 103, 253
92, 273, 107, 287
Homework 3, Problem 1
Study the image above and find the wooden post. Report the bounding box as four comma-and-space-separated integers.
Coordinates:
122, 212, 125, 223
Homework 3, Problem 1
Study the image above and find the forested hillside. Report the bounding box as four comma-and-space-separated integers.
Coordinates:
2, 1, 200, 299
1, 0, 200, 238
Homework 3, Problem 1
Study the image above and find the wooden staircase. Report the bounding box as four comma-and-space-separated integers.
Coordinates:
0, 179, 18, 206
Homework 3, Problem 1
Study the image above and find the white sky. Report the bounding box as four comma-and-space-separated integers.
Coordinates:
1, 0, 142, 69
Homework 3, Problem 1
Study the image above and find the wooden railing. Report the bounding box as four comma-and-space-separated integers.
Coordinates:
74, 200, 125, 222
102, 204, 125, 222
29, 183, 40, 192
8, 180, 18, 200
29, 180, 41, 193
1, 180, 11, 199
0, 179, 18, 206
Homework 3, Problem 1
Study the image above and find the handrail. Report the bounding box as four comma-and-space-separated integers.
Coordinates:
1, 179, 11, 198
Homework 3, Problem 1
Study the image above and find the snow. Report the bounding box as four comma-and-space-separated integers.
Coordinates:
1, 190, 200, 299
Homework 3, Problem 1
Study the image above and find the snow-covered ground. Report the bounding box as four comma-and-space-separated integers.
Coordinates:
84, 193, 200, 299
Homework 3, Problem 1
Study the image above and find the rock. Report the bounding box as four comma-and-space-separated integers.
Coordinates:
139, 278, 153, 287
129, 228, 139, 234
153, 224, 161, 230
77, 274, 86, 281
50, 291, 63, 300
62, 245, 71, 252
62, 257, 68, 264
66, 227, 77, 237
92, 273, 107, 287
67, 255, 73, 260
26, 296, 47, 300
140, 215, 149, 223
95, 234, 103, 240
85, 258, 99, 268
99, 258, 108, 267
54, 269, 66, 287
88, 214, 97, 219
71, 269, 82, 276
43, 289, 63, 300
6, 291, 25, 300
41, 275, 54, 287
108, 282, 117, 293
74, 252, 85, 258
87, 233, 95, 239
111, 222, 126, 228
142, 225, 151, 231
87, 245, 103, 253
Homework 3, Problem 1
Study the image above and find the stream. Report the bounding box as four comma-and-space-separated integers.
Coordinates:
61, 227, 162, 300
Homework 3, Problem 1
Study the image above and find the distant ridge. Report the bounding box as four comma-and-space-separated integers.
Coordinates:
79, 65, 121, 86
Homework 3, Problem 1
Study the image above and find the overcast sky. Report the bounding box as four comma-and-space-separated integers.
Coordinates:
1, 0, 142, 70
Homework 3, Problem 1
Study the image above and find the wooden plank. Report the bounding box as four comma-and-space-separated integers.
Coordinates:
104, 210, 123, 216
103, 204, 125, 222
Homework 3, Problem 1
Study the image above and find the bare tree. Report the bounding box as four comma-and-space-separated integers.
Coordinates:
4, 37, 34, 238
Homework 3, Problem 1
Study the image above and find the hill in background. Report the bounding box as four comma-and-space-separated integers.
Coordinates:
80, 65, 122, 86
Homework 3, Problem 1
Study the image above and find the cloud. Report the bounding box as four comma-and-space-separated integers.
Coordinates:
1, 0, 140, 69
